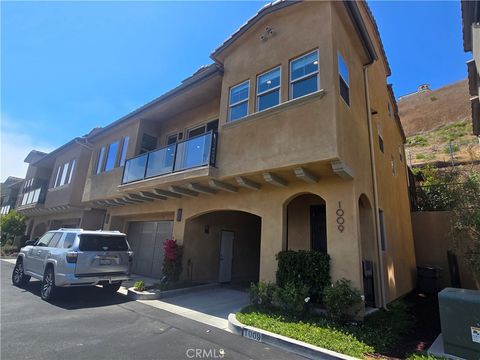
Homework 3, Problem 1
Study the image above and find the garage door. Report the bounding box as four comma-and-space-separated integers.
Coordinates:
127, 221, 173, 278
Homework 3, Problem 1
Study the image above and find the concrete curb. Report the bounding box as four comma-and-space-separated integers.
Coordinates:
127, 287, 161, 300
228, 313, 360, 360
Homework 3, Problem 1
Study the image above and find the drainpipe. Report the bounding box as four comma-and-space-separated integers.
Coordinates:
363, 65, 387, 309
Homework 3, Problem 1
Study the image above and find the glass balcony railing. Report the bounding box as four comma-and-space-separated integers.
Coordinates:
121, 131, 217, 185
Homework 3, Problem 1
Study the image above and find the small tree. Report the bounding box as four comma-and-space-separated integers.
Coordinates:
162, 239, 183, 283
0, 210, 26, 244
450, 170, 480, 289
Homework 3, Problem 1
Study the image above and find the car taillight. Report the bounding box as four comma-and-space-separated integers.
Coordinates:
128, 251, 133, 262
66, 252, 78, 263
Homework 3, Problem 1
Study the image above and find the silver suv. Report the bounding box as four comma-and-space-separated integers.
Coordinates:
12, 228, 133, 301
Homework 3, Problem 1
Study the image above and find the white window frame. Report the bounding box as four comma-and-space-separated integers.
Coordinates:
119, 137, 130, 167
96, 146, 106, 174
289, 49, 320, 100
337, 52, 350, 106
228, 80, 250, 121
256, 66, 281, 112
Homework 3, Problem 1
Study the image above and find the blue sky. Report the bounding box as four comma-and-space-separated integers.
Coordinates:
1, 1, 470, 180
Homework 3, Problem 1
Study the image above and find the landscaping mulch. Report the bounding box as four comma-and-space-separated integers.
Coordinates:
381, 291, 441, 359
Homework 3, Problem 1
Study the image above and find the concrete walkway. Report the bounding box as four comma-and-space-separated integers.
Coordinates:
118, 286, 249, 331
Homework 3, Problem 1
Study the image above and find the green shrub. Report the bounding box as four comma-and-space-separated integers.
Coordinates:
444, 144, 459, 154
438, 121, 469, 142
323, 278, 362, 323
272, 282, 309, 314
249, 282, 275, 309
408, 135, 428, 147
276, 250, 330, 302
133, 280, 146, 292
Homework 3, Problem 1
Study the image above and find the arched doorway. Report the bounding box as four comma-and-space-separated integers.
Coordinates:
359, 194, 377, 307
32, 222, 47, 239
285, 193, 327, 253
183, 210, 261, 285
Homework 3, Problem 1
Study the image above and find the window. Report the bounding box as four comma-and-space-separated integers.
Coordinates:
379, 210, 387, 251
119, 137, 129, 167
141, 134, 157, 153
399, 146, 404, 162
228, 81, 249, 121
37, 232, 54, 247
63, 233, 76, 248
167, 134, 178, 145
187, 120, 219, 139
338, 53, 350, 105
48, 232, 63, 248
96, 146, 106, 174
79, 234, 128, 251
290, 50, 319, 99
391, 155, 396, 176
378, 135, 384, 153
387, 102, 392, 118
257, 67, 281, 111
67, 159, 76, 184
59, 163, 69, 186
53, 166, 62, 187
104, 140, 119, 172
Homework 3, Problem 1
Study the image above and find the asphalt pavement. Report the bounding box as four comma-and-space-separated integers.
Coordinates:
0, 260, 305, 360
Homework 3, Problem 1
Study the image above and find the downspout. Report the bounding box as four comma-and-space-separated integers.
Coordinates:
363, 65, 387, 309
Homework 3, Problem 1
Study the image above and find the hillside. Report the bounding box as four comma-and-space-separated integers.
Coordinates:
397, 80, 479, 167
398, 79, 471, 137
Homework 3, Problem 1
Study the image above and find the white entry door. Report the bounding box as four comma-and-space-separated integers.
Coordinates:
219, 231, 234, 283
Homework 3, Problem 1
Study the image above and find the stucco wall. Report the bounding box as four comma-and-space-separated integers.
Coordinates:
412, 211, 477, 290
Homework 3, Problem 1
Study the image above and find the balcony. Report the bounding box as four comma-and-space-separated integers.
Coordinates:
121, 131, 217, 185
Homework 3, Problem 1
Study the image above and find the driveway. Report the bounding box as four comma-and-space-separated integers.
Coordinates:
1, 260, 304, 360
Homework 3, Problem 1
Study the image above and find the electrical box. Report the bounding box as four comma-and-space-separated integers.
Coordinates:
439, 288, 480, 359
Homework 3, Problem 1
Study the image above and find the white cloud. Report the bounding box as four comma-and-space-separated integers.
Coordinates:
1, 115, 54, 182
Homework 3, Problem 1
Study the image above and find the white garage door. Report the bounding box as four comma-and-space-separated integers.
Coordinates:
127, 221, 173, 278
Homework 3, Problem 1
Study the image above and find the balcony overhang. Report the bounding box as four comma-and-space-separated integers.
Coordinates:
118, 165, 217, 193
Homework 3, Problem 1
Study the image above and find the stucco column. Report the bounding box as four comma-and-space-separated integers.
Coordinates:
173, 217, 186, 244
259, 206, 285, 282
327, 190, 362, 291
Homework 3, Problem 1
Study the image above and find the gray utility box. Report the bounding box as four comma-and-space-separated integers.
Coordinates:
439, 288, 480, 359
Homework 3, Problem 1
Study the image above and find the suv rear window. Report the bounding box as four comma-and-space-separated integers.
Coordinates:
78, 234, 128, 251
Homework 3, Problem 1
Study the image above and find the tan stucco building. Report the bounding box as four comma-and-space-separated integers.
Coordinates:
18, 1, 416, 307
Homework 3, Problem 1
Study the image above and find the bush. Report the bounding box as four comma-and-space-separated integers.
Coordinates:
249, 282, 275, 309
272, 282, 309, 314
0, 211, 26, 243
276, 250, 330, 302
323, 278, 363, 323
133, 280, 146, 292
162, 239, 183, 283
0, 244, 18, 257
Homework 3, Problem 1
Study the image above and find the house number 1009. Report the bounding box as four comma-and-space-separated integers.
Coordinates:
336, 202, 345, 232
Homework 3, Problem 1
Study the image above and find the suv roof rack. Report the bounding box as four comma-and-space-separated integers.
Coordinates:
58, 228, 84, 231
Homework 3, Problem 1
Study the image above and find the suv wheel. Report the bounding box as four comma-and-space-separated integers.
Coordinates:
102, 282, 121, 295
41, 267, 57, 301
12, 260, 30, 287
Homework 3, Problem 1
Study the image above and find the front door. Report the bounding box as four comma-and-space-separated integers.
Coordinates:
219, 231, 234, 283
310, 204, 327, 253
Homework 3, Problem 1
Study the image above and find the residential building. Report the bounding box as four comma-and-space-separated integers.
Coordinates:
73, 0, 416, 307
0, 176, 24, 215
461, 0, 480, 135
16, 132, 105, 239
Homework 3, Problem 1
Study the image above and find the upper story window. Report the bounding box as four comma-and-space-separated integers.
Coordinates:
228, 80, 249, 121
96, 146, 106, 174
387, 102, 392, 118
338, 53, 350, 106
52, 159, 76, 188
290, 50, 319, 99
119, 137, 129, 167
104, 140, 119, 172
257, 67, 281, 111
95, 136, 129, 174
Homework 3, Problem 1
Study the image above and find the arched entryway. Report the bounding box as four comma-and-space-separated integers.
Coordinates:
359, 194, 378, 307
32, 222, 47, 239
285, 193, 327, 253
183, 210, 261, 285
